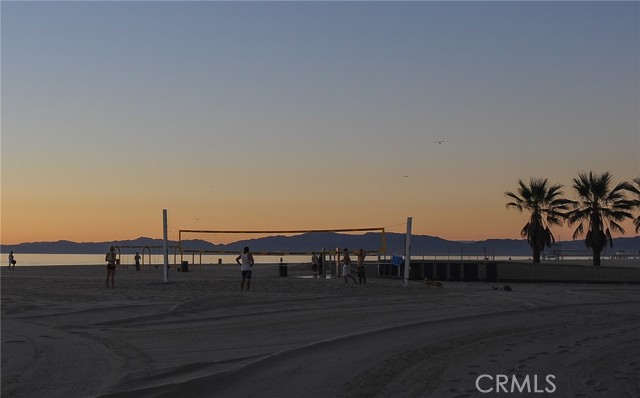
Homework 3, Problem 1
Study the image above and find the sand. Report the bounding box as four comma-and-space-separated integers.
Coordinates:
2, 264, 639, 398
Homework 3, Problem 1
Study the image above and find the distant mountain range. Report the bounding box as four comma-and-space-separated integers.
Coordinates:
2, 233, 639, 257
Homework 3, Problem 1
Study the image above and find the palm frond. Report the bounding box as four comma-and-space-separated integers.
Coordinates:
605, 228, 613, 248
520, 223, 529, 239
572, 223, 584, 240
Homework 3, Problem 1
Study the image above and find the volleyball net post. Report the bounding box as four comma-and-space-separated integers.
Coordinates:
403, 217, 412, 287
163, 209, 169, 283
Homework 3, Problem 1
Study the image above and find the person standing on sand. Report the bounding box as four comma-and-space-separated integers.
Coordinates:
356, 249, 367, 285
341, 248, 358, 284
8, 251, 16, 271
134, 252, 141, 271
105, 246, 117, 288
311, 252, 319, 277
236, 246, 255, 291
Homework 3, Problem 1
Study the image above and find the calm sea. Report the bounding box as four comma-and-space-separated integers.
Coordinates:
1, 252, 542, 267
0, 253, 317, 267
1, 253, 114, 267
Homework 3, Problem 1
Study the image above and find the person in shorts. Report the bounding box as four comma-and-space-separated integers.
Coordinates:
356, 249, 367, 285
105, 246, 117, 288
342, 248, 358, 284
311, 252, 319, 277
8, 251, 16, 271
236, 246, 255, 291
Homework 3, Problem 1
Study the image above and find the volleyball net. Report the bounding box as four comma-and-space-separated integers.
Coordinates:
178, 227, 386, 259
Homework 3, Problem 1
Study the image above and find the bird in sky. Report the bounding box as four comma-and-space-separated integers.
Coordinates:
435, 140, 444, 144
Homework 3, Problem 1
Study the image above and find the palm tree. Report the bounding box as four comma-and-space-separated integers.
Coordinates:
627, 177, 640, 233
505, 178, 571, 263
566, 172, 635, 266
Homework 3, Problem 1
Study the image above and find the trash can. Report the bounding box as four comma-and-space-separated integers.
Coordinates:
181, 261, 189, 272
279, 263, 288, 277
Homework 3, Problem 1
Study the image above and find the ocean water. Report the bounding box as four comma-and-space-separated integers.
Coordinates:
0, 253, 321, 267
3, 253, 635, 267
0, 252, 551, 267
1, 253, 113, 267
0, 253, 178, 267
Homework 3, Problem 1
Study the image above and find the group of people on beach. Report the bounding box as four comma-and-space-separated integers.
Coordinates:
99, 245, 367, 290
313, 249, 369, 284
9, 245, 367, 291
342, 248, 367, 285
233, 246, 367, 291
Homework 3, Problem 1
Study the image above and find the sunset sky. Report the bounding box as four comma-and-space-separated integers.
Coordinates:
2, 1, 639, 245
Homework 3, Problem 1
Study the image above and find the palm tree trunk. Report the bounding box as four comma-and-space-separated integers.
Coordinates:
533, 247, 541, 263
593, 248, 601, 266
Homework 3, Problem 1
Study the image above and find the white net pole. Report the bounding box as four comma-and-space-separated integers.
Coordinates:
403, 217, 412, 287
163, 209, 169, 283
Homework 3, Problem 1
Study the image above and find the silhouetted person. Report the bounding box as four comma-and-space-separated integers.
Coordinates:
311, 252, 319, 277
342, 248, 358, 284
8, 251, 16, 271
105, 246, 116, 287
134, 252, 141, 271
356, 249, 367, 285
236, 246, 255, 291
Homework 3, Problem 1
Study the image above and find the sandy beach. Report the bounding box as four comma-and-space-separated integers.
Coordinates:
2, 264, 639, 398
